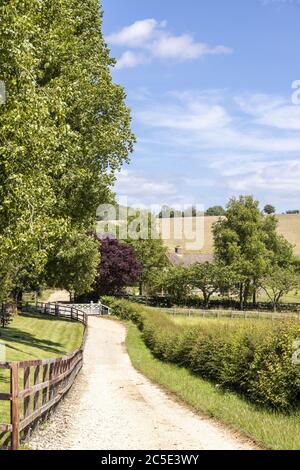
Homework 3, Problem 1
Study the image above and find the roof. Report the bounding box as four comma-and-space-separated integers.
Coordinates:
168, 253, 214, 266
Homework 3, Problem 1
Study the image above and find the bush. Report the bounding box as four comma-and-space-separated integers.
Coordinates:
105, 297, 300, 410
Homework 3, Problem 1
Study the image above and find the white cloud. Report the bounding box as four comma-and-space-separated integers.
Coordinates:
115, 169, 177, 206
106, 19, 161, 47
137, 102, 230, 131
134, 90, 300, 153
115, 51, 148, 70
222, 160, 300, 193
106, 19, 232, 69
117, 88, 300, 209
152, 34, 232, 60
236, 93, 300, 130
114, 169, 208, 207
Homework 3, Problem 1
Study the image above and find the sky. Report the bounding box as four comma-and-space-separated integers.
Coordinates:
102, 0, 300, 213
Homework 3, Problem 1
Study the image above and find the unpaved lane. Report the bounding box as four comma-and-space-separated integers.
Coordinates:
29, 317, 254, 450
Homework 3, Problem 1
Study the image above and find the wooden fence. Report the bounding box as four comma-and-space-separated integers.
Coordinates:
160, 306, 300, 321
0, 302, 88, 450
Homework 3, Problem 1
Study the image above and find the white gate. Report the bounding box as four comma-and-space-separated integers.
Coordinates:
61, 301, 111, 316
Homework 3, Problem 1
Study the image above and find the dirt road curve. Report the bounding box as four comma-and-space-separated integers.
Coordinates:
29, 317, 254, 450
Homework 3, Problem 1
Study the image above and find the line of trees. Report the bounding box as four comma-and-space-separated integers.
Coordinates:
0, 1, 134, 303
150, 196, 300, 311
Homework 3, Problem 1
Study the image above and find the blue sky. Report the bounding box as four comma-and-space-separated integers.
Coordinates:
102, 0, 300, 212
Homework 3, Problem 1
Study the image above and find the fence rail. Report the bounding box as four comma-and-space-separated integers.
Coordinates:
158, 306, 300, 321
0, 302, 88, 450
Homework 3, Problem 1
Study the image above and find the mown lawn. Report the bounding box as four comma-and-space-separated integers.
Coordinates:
0, 312, 84, 427
126, 322, 300, 450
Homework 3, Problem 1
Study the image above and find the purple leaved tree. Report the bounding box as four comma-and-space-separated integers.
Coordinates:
95, 237, 142, 297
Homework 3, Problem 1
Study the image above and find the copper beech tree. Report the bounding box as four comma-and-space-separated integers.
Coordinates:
94, 237, 142, 297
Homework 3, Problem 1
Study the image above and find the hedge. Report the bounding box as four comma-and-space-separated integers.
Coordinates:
102, 296, 300, 411
122, 294, 300, 312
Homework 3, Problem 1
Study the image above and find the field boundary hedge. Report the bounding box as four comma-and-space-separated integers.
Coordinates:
122, 295, 300, 312
102, 297, 300, 411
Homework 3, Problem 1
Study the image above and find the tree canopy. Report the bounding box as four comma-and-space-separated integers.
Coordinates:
263, 204, 276, 215
205, 206, 226, 216
213, 195, 295, 309
0, 1, 134, 301
94, 237, 142, 297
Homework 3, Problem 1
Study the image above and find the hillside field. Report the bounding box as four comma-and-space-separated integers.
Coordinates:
159, 214, 300, 257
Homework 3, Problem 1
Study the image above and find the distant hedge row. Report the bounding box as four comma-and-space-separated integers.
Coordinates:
123, 295, 300, 312
103, 297, 300, 411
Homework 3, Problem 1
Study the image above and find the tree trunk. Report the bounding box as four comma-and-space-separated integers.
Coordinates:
243, 281, 250, 307
203, 292, 209, 309
11, 289, 23, 304
239, 283, 244, 310
139, 281, 143, 296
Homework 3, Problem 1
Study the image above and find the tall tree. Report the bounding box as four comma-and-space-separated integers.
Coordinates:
213, 196, 294, 309
0, 1, 134, 301
0, 0, 63, 301
128, 237, 169, 295
45, 231, 100, 298
126, 212, 169, 295
37, 0, 135, 227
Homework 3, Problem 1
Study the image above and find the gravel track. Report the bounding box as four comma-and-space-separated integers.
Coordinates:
29, 317, 254, 450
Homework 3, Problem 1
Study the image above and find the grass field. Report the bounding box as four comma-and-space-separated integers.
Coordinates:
159, 214, 300, 258
170, 315, 262, 327
0, 312, 84, 427
126, 322, 300, 450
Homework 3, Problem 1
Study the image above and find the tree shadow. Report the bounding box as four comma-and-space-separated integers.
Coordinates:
0, 312, 76, 357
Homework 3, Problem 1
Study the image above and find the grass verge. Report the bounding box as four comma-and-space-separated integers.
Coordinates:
126, 322, 300, 450
0, 312, 84, 426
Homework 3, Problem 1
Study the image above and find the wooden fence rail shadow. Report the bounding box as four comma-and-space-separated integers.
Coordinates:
0, 302, 88, 450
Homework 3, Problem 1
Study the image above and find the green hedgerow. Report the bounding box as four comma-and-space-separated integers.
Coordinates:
103, 297, 300, 411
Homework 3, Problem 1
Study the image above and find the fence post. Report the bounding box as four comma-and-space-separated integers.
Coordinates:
10, 363, 20, 450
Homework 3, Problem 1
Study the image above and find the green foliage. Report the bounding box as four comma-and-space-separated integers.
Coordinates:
260, 267, 300, 311
107, 298, 300, 411
0, 1, 134, 300
126, 213, 169, 294
152, 265, 193, 302
45, 231, 100, 296
157, 205, 202, 218
205, 206, 226, 216
213, 196, 295, 308
190, 262, 237, 307
263, 204, 276, 215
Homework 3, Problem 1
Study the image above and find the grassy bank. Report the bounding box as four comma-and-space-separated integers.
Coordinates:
126, 322, 300, 450
170, 315, 272, 327
0, 312, 84, 425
